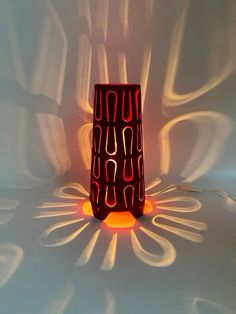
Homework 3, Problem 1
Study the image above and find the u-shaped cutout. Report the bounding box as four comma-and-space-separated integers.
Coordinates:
105, 159, 117, 182
137, 124, 143, 152
122, 91, 133, 122
106, 91, 117, 122
138, 155, 144, 178
95, 91, 102, 121
93, 156, 100, 178
123, 159, 134, 182
122, 126, 133, 155
94, 125, 102, 153
92, 181, 100, 203
135, 89, 141, 120
105, 186, 117, 207
139, 179, 145, 201
123, 185, 134, 207
105, 127, 117, 155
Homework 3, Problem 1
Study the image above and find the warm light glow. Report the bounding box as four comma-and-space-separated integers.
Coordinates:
145, 177, 161, 191
118, 53, 128, 83
76, 229, 101, 266
77, 123, 93, 170
152, 214, 207, 242
38, 202, 78, 208
162, 0, 236, 107
97, 44, 109, 83
105, 127, 117, 155
159, 111, 233, 182
34, 210, 77, 218
101, 233, 118, 271
0, 244, 24, 288
76, 35, 93, 113
130, 227, 176, 267
104, 211, 136, 229
119, 0, 129, 37
43, 281, 74, 314
96, 0, 109, 41
54, 182, 89, 199
82, 201, 93, 216
156, 196, 201, 212
0, 214, 14, 225
37, 114, 71, 176
144, 0, 154, 25
77, 0, 92, 34
30, 0, 67, 104
140, 45, 152, 111
143, 199, 154, 214
189, 297, 235, 314
0, 199, 20, 210
39, 219, 90, 247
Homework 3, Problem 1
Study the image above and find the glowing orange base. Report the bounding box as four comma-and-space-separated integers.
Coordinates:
82, 200, 153, 229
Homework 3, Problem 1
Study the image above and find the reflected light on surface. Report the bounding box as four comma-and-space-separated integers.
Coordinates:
130, 227, 176, 267
152, 215, 207, 242
82, 201, 94, 216
30, 0, 67, 104
162, 0, 236, 107
38, 202, 78, 209
97, 44, 109, 83
118, 52, 128, 83
159, 111, 233, 182
145, 177, 161, 192
42, 281, 74, 314
77, 0, 92, 34
101, 233, 118, 271
0, 199, 20, 210
77, 123, 93, 170
189, 297, 235, 314
104, 211, 136, 229
2, 0, 27, 88
34, 210, 78, 218
0, 244, 23, 288
147, 184, 176, 197
96, 0, 110, 41
105, 291, 116, 314
39, 219, 90, 247
145, 0, 154, 25
54, 182, 89, 199
36, 183, 205, 270
76, 229, 101, 266
0, 214, 14, 225
156, 196, 201, 212
140, 45, 152, 111
76, 35, 93, 113
119, 0, 129, 38
37, 113, 71, 176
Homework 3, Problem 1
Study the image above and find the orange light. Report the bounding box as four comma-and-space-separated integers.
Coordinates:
82, 201, 94, 216
143, 199, 153, 214
104, 211, 135, 228
82, 200, 153, 227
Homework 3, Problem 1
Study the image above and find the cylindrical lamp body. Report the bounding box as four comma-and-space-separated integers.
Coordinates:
90, 84, 145, 220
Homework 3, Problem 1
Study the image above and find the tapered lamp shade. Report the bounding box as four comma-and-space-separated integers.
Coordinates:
90, 84, 145, 220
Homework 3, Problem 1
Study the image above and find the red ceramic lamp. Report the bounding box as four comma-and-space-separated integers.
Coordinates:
90, 84, 145, 220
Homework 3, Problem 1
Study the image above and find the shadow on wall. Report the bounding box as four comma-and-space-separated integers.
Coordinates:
0, 0, 235, 189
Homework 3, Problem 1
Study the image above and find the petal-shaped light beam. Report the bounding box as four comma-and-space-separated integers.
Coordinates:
0, 244, 24, 288
152, 215, 207, 242
39, 219, 90, 247
130, 227, 176, 267
155, 196, 201, 212
159, 111, 233, 182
